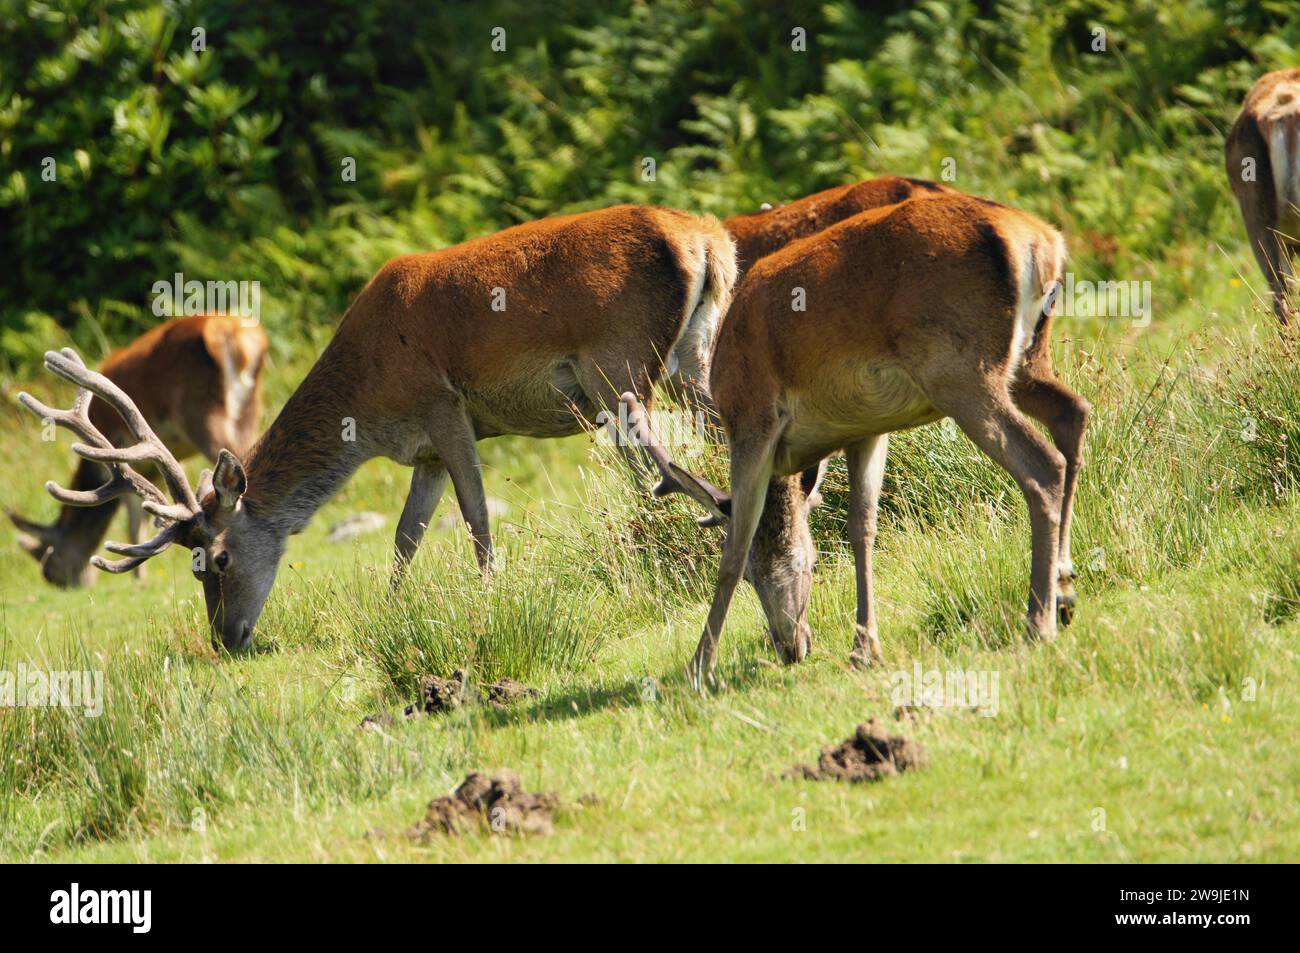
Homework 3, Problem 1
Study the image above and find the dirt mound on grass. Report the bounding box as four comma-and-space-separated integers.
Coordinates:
785, 718, 926, 783
409, 769, 560, 838
406, 670, 469, 715
486, 676, 541, 707
360, 670, 541, 729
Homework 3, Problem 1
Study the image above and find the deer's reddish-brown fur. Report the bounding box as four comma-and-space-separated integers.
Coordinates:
1227, 68, 1300, 324
26, 205, 737, 650
10, 315, 266, 587
724, 176, 953, 278
633, 190, 1089, 685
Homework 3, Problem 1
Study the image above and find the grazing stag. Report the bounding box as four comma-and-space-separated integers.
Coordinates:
1227, 68, 1300, 324
622, 191, 1088, 687
9, 315, 266, 587
724, 176, 952, 279
22, 206, 736, 649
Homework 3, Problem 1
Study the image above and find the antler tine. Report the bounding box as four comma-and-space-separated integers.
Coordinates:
18, 388, 168, 509
45, 472, 146, 507
102, 521, 186, 559
18, 387, 112, 450
618, 392, 730, 525
19, 349, 198, 575
90, 553, 150, 574
618, 393, 671, 489
43, 349, 200, 513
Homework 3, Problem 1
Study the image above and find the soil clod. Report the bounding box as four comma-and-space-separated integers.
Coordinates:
409, 769, 560, 838
785, 718, 926, 783
405, 670, 468, 716
361, 670, 542, 728
486, 677, 542, 707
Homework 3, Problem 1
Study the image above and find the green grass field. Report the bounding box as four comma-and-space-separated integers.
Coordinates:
2, 233, 1298, 863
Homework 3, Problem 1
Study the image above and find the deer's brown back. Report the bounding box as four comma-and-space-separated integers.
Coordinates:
92, 315, 267, 457
328, 204, 728, 422
712, 194, 1063, 464
724, 177, 954, 278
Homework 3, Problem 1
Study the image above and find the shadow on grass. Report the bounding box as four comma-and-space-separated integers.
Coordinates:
472, 654, 789, 730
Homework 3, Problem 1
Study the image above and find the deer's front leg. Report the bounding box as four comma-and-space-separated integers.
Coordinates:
690, 428, 779, 691
431, 403, 494, 576
392, 462, 448, 587
846, 434, 888, 667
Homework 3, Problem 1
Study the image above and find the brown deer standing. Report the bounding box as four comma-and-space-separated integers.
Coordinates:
9, 315, 267, 587
622, 191, 1088, 688
22, 205, 736, 649
724, 176, 953, 279
1227, 68, 1300, 324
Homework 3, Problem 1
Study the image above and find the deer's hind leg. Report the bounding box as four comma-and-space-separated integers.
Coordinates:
125, 494, 147, 583
1012, 371, 1089, 625
846, 433, 888, 667
1248, 220, 1295, 324
924, 370, 1066, 641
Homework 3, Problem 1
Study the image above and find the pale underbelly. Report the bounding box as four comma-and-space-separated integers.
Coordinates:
773, 364, 942, 473
465, 358, 598, 440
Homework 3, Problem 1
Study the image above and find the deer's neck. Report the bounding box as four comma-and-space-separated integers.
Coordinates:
242, 348, 375, 535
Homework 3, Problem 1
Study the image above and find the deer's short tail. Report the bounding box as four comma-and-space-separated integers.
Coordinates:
667, 216, 738, 402
1265, 112, 1300, 226
1010, 227, 1068, 374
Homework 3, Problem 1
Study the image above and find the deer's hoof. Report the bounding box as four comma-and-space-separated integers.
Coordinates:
687, 652, 714, 695
1057, 591, 1076, 627
1057, 575, 1077, 627
848, 649, 874, 670
849, 626, 883, 669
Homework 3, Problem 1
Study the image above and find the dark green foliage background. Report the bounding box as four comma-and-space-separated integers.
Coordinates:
2, 0, 1298, 370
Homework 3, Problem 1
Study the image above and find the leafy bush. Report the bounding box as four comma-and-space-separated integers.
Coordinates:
4, 0, 1300, 375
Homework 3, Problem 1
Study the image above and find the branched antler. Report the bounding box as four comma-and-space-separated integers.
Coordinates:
17, 349, 203, 573
619, 392, 731, 525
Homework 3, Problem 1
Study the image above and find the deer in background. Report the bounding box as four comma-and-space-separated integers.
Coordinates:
724, 176, 953, 279
623, 191, 1088, 688
9, 315, 267, 587
1227, 68, 1300, 325
22, 205, 737, 650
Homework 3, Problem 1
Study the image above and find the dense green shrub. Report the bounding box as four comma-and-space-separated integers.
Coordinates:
3, 0, 1299, 372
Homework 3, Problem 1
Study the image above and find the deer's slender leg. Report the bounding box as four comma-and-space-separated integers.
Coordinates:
845, 433, 888, 667
938, 388, 1065, 640
1011, 374, 1089, 625
690, 422, 781, 690
1244, 219, 1293, 324
392, 462, 449, 586
429, 403, 494, 575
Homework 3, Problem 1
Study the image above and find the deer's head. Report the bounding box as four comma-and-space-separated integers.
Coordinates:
19, 350, 284, 651
9, 458, 143, 588
186, 452, 285, 651
619, 393, 825, 663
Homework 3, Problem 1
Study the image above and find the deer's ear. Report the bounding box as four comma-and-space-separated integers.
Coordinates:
800, 460, 828, 508
8, 510, 59, 548
212, 450, 247, 511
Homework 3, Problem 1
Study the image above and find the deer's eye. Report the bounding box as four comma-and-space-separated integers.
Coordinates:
214, 551, 230, 573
